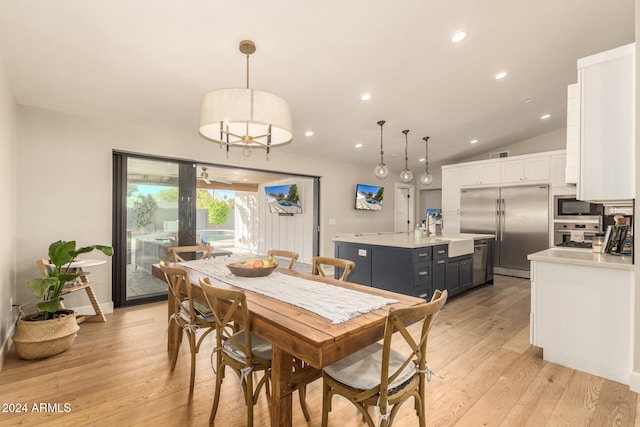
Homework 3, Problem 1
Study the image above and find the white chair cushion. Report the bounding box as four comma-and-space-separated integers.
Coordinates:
323, 342, 416, 392
222, 330, 273, 363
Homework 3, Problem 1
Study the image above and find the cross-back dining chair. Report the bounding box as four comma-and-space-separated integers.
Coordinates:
321, 289, 448, 427
159, 262, 215, 397
199, 277, 310, 426
267, 249, 299, 270
311, 256, 355, 281
169, 245, 213, 263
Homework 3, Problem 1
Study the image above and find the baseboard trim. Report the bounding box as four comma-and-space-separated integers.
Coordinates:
630, 371, 640, 392
70, 302, 114, 316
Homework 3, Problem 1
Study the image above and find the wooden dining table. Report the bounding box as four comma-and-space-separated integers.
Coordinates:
152, 260, 425, 427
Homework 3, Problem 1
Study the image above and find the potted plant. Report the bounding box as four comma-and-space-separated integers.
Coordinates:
12, 240, 113, 359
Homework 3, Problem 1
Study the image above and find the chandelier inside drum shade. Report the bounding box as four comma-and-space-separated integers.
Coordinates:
199, 40, 293, 159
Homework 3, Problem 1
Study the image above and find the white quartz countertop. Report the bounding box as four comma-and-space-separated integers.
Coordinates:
332, 232, 494, 249
527, 248, 634, 271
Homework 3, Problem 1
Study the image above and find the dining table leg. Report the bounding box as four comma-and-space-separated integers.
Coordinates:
271, 345, 294, 427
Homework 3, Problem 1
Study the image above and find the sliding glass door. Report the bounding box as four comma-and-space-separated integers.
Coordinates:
113, 154, 195, 305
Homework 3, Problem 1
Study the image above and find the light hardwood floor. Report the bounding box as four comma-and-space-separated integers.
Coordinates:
1, 275, 638, 426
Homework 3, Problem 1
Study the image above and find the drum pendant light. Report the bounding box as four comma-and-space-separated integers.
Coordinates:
199, 40, 293, 159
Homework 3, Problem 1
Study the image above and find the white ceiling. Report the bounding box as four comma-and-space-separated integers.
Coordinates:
0, 1, 635, 174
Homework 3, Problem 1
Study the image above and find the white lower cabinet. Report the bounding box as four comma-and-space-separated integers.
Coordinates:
530, 260, 633, 385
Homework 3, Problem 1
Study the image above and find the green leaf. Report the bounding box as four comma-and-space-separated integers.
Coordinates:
28, 278, 58, 298
37, 297, 62, 315
49, 240, 77, 267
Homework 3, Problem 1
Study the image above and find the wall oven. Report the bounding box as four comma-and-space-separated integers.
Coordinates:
554, 195, 603, 220
553, 221, 601, 246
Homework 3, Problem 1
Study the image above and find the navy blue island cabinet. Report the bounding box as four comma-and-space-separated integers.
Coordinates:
334, 241, 449, 300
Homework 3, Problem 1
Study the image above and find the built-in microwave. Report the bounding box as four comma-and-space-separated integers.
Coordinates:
554, 195, 603, 220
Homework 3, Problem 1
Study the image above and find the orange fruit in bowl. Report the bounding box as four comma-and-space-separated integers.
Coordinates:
253, 259, 264, 268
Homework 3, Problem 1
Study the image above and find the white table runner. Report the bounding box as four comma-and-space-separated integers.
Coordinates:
178, 259, 398, 324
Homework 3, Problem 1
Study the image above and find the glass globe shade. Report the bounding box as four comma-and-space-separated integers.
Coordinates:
400, 169, 413, 183
374, 163, 389, 179
420, 172, 433, 186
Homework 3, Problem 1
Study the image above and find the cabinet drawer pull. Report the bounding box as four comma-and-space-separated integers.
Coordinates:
418, 293, 427, 298
417, 252, 429, 257
418, 271, 428, 276
437, 250, 446, 254
437, 260, 445, 264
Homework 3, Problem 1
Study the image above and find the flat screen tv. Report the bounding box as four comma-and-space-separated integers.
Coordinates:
265, 184, 302, 214
354, 184, 384, 211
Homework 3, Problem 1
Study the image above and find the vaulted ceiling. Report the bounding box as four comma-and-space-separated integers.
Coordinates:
0, 1, 634, 175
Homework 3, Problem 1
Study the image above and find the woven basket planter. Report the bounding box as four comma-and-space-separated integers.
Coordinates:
12, 309, 79, 360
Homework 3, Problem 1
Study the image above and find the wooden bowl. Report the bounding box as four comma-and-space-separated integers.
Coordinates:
227, 261, 278, 278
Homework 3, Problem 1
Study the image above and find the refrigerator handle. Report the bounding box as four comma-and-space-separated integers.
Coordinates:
495, 198, 500, 240
500, 198, 505, 241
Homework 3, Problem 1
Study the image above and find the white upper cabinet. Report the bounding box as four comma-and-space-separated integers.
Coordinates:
550, 153, 567, 188
441, 166, 460, 213
500, 155, 550, 184
565, 84, 579, 184
577, 43, 635, 202
459, 161, 500, 186
441, 166, 461, 233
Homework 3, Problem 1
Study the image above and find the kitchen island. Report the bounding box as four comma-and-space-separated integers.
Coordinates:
528, 248, 634, 385
333, 232, 494, 299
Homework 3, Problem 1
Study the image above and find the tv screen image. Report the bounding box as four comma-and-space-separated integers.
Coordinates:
265, 184, 302, 214
355, 184, 384, 211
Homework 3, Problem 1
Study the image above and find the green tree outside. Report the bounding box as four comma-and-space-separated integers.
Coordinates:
208, 199, 230, 228
196, 189, 213, 209
156, 187, 179, 202
131, 194, 158, 231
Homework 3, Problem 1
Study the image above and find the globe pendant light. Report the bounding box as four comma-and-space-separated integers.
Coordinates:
399, 129, 413, 183
420, 136, 433, 185
374, 120, 389, 179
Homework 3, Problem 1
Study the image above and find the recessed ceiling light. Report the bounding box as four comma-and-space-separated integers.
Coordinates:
470, 139, 478, 144
451, 31, 467, 43
304, 130, 314, 137
541, 114, 551, 120
361, 93, 372, 101
355, 143, 363, 148
495, 71, 508, 80
521, 96, 535, 104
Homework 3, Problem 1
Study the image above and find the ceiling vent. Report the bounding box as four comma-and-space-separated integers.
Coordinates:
490, 151, 509, 159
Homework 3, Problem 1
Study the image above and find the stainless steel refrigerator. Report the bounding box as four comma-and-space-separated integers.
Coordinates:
460, 185, 549, 278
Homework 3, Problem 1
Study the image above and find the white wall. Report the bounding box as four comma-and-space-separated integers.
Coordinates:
0, 55, 17, 366
15, 106, 399, 312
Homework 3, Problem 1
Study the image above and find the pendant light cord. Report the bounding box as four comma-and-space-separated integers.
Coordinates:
378, 120, 386, 164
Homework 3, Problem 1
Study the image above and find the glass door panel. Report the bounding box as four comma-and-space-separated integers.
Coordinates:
125, 157, 179, 301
